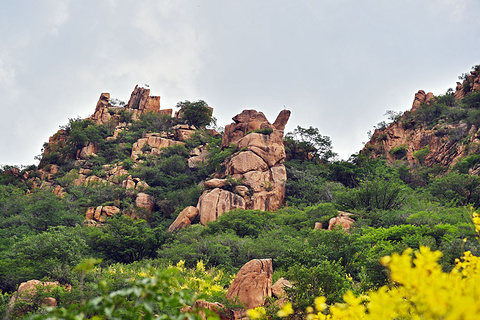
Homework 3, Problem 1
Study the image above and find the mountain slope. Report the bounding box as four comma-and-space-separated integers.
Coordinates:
362, 65, 480, 171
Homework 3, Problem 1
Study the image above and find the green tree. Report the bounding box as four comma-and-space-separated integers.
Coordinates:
284, 126, 336, 162
176, 100, 213, 129
88, 216, 164, 263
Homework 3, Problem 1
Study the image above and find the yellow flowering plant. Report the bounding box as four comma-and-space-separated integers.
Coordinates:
275, 246, 480, 319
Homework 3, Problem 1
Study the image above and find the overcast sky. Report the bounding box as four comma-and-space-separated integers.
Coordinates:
1, 0, 479, 166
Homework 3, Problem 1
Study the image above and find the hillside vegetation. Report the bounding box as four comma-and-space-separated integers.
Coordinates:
1, 66, 480, 319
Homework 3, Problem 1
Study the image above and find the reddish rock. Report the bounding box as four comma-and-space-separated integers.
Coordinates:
226, 151, 269, 175
94, 206, 103, 221
226, 259, 273, 310
85, 207, 95, 220
197, 188, 246, 225
9, 280, 62, 316
314, 222, 323, 230
123, 178, 136, 189
42, 297, 57, 307
237, 131, 286, 167
78, 142, 98, 160
127, 85, 158, 112
159, 109, 173, 116
90, 92, 112, 124
271, 277, 292, 298
103, 206, 120, 216
168, 206, 199, 232
53, 185, 65, 197
328, 211, 355, 231
188, 146, 209, 168
272, 110, 291, 131
136, 192, 154, 212
204, 179, 227, 189
131, 134, 183, 160
73, 174, 86, 186
222, 110, 273, 148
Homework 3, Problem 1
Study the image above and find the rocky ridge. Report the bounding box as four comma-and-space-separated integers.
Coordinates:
362, 67, 480, 169
22, 85, 291, 228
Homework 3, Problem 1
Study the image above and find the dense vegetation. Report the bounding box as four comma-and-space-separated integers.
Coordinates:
2, 68, 480, 318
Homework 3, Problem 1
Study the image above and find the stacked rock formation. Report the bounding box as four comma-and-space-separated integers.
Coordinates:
90, 85, 173, 125
328, 211, 355, 231
169, 109, 291, 231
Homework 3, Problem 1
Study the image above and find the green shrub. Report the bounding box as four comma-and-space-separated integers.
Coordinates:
247, 127, 274, 135
87, 216, 165, 263
285, 260, 350, 310
389, 144, 407, 159
453, 154, 480, 173
413, 145, 430, 164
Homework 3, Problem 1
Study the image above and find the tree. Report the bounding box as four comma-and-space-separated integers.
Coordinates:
284, 126, 336, 162
176, 100, 213, 129
384, 110, 403, 123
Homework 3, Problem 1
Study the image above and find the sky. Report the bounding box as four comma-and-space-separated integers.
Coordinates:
1, 0, 480, 166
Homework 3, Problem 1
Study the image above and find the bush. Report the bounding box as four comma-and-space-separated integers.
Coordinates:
335, 178, 407, 212
285, 260, 350, 310
428, 172, 480, 207
413, 145, 430, 164
389, 144, 407, 159
88, 215, 165, 263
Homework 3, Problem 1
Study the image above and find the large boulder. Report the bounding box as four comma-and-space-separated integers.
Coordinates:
8, 280, 62, 317
328, 211, 355, 231
136, 192, 154, 212
78, 142, 98, 160
131, 134, 184, 160
197, 188, 246, 225
237, 131, 286, 167
226, 259, 273, 310
168, 206, 199, 232
226, 151, 269, 175
271, 277, 293, 298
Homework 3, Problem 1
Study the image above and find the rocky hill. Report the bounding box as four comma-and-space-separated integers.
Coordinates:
11, 85, 291, 230
362, 65, 480, 171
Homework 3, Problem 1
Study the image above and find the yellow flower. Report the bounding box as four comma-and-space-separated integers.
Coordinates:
196, 260, 205, 273
246, 306, 266, 320
277, 302, 294, 317
314, 296, 327, 312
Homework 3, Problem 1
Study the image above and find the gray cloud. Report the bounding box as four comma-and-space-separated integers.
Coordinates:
1, 1, 479, 165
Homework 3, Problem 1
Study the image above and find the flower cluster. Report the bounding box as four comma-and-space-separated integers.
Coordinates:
280, 246, 480, 319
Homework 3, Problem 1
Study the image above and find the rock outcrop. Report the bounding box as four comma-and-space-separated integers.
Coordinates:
362, 68, 480, 169
8, 280, 64, 317
226, 259, 273, 310
131, 133, 184, 160
193, 110, 290, 227
328, 211, 355, 231
85, 205, 121, 222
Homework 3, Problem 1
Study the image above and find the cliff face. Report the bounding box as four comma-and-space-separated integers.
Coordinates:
362, 67, 480, 169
